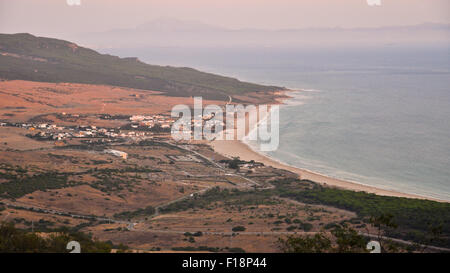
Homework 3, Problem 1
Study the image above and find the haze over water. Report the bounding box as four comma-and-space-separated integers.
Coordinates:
105, 46, 450, 201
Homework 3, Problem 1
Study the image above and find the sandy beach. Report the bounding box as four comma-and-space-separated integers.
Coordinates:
209, 93, 446, 202
211, 139, 445, 201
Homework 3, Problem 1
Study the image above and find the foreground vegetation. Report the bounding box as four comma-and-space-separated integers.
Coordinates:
0, 222, 119, 253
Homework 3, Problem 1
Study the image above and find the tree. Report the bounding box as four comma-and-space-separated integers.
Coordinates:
228, 158, 241, 170
279, 232, 332, 253
232, 226, 246, 232
367, 213, 398, 252
414, 223, 444, 253
279, 225, 368, 253
332, 225, 367, 253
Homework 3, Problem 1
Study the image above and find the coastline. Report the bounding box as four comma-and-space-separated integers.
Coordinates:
210, 90, 447, 203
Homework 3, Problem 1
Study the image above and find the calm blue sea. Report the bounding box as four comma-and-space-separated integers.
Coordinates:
103, 46, 450, 200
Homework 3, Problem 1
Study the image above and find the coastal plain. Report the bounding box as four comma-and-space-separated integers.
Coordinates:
0, 80, 449, 252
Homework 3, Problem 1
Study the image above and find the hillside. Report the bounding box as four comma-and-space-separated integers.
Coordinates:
0, 33, 284, 101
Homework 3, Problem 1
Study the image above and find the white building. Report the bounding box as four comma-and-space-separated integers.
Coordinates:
105, 149, 128, 160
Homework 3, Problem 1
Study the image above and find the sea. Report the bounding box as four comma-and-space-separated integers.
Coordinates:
101, 46, 450, 201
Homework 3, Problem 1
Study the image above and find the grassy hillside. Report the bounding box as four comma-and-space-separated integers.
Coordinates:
0, 33, 284, 100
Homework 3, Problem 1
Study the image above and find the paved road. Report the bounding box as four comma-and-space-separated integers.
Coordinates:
360, 232, 450, 252
169, 141, 264, 188
138, 229, 315, 236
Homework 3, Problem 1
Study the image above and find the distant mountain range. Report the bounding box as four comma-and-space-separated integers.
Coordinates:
135, 18, 225, 32
0, 33, 283, 100
75, 18, 450, 49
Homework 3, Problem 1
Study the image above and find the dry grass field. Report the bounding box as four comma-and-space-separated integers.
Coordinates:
84, 198, 362, 252
0, 80, 226, 124
0, 80, 378, 253
0, 118, 371, 252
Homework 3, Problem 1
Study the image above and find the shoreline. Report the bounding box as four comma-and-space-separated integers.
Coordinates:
211, 138, 446, 202
210, 90, 447, 203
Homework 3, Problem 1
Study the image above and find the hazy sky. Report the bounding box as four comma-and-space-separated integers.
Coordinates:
1, 0, 449, 36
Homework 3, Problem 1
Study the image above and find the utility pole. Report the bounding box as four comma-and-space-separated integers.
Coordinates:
230, 232, 233, 249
